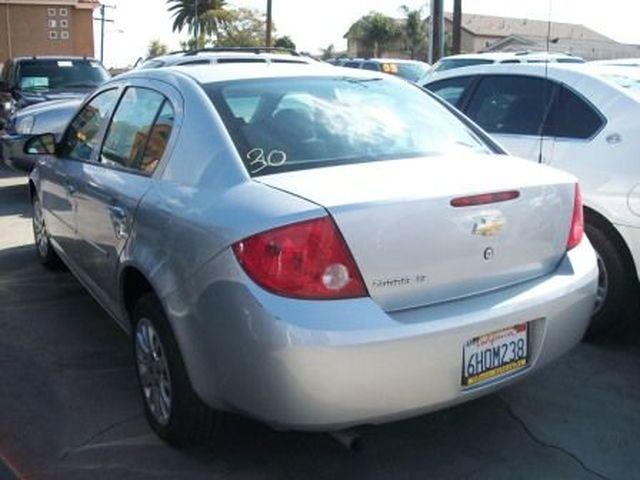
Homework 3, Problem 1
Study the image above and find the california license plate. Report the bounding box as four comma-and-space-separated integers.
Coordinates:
462, 323, 528, 387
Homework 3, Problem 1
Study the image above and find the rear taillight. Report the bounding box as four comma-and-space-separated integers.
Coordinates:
566, 184, 584, 250
232, 217, 368, 299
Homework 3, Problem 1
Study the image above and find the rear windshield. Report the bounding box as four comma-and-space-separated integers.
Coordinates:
600, 73, 640, 99
17, 59, 110, 91
204, 76, 492, 176
433, 58, 494, 72
390, 62, 430, 82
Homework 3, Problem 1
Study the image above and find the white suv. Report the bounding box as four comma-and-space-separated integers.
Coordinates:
424, 63, 640, 334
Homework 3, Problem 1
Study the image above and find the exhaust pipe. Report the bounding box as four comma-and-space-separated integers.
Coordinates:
328, 430, 363, 452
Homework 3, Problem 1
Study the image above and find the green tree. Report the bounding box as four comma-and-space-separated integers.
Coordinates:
320, 44, 336, 60
359, 12, 401, 58
214, 7, 271, 47
274, 35, 296, 51
167, 0, 229, 39
400, 5, 426, 59
146, 39, 169, 58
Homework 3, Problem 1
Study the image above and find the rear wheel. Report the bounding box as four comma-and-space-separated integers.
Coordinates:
31, 195, 64, 270
132, 294, 221, 447
585, 223, 638, 337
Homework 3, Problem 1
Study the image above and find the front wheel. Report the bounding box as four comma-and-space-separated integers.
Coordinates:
132, 294, 221, 447
585, 223, 638, 337
31, 195, 64, 270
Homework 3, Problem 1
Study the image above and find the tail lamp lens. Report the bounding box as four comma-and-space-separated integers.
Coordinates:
232, 217, 367, 299
567, 183, 584, 250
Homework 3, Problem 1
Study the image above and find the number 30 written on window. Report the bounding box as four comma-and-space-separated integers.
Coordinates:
247, 148, 287, 174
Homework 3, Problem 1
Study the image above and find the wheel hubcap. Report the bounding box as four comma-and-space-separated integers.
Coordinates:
32, 200, 48, 258
135, 318, 172, 426
594, 252, 609, 315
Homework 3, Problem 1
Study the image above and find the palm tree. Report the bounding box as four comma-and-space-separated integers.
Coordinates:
167, 0, 228, 38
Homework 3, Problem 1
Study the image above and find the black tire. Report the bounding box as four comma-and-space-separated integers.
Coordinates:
31, 195, 64, 270
132, 294, 221, 447
585, 222, 638, 337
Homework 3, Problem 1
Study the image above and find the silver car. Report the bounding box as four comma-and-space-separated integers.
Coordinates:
24, 63, 598, 447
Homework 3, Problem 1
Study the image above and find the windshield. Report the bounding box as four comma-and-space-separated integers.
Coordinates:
205, 76, 492, 176
433, 58, 494, 72
17, 59, 110, 92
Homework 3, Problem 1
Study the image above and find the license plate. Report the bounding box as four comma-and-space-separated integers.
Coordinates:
462, 323, 528, 387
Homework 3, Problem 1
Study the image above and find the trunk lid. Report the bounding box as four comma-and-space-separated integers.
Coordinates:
258, 154, 576, 312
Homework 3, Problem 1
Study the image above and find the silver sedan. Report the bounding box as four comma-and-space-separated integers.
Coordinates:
24, 63, 598, 447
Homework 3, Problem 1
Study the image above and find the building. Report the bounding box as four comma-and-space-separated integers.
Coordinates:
345, 12, 640, 61
0, 0, 98, 63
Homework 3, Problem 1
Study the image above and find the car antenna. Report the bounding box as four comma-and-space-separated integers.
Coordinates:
538, 0, 554, 164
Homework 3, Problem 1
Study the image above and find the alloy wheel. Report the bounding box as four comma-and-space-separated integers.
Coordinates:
135, 318, 173, 426
32, 199, 49, 258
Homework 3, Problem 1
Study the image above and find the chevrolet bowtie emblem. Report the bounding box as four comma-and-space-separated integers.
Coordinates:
472, 215, 506, 236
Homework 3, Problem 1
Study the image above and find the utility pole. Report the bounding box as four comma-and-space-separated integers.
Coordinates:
452, 0, 462, 54
429, 0, 444, 63
93, 4, 115, 63
266, 0, 272, 47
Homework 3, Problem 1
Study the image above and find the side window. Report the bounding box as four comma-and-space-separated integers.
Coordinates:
140, 101, 175, 173
466, 76, 554, 136
546, 86, 604, 139
64, 89, 119, 162
362, 62, 380, 71
426, 76, 474, 107
343, 61, 361, 69
100, 87, 172, 173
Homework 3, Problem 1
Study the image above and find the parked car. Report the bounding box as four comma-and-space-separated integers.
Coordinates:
338, 57, 431, 82
590, 58, 640, 68
419, 51, 585, 83
424, 63, 640, 334
1, 49, 314, 173
24, 63, 596, 447
136, 47, 316, 69
1, 98, 82, 171
0, 56, 110, 129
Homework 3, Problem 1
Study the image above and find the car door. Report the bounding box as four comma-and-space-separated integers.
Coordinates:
41, 88, 120, 257
463, 75, 557, 162
71, 82, 177, 310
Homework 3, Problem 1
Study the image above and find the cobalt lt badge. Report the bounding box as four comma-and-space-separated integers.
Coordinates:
484, 247, 494, 261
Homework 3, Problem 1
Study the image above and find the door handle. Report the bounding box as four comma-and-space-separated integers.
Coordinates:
108, 205, 127, 219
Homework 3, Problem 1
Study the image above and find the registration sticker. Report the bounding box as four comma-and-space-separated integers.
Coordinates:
462, 323, 528, 387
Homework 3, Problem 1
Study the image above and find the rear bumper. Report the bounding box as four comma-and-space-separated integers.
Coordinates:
165, 239, 597, 431
1, 133, 34, 173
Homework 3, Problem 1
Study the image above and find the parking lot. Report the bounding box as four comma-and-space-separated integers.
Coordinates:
0, 163, 638, 479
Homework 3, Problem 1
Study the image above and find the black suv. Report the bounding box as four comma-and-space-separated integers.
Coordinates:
0, 56, 110, 129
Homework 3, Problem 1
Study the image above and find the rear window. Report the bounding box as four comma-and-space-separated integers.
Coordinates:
433, 58, 494, 72
394, 62, 430, 82
205, 76, 492, 176
601, 73, 640, 99
17, 59, 110, 91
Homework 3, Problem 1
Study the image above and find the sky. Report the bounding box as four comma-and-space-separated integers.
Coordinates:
96, 0, 640, 68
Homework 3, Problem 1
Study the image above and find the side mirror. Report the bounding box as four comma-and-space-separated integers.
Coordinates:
24, 133, 57, 155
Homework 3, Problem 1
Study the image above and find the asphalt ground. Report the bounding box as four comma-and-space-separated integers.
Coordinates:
1, 164, 639, 479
